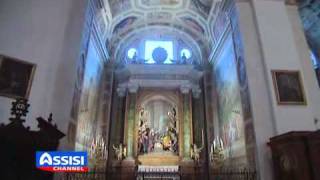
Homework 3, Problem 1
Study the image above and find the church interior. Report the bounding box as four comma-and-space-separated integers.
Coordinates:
0, 0, 320, 180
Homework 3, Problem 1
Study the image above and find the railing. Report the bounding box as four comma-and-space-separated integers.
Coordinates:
60, 167, 256, 180
212, 168, 257, 180
136, 165, 181, 180
136, 172, 180, 180
62, 172, 106, 180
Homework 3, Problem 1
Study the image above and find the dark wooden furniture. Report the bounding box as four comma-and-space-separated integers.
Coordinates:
0, 99, 65, 180
269, 131, 320, 180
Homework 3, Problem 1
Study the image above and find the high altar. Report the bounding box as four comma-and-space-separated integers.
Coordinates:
107, 64, 205, 179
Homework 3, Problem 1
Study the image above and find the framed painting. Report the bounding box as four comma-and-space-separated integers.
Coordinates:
0, 55, 36, 99
271, 70, 306, 105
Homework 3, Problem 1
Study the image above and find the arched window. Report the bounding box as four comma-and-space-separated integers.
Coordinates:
145, 40, 174, 64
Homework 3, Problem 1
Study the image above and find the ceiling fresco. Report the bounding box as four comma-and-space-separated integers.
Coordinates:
140, 0, 182, 7
112, 16, 138, 35
109, 0, 132, 17
190, 0, 213, 18
298, 0, 320, 52
106, 0, 219, 63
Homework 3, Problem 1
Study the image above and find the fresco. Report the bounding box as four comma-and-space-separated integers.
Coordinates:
181, 16, 205, 34
113, 16, 138, 35
214, 33, 246, 162
141, 0, 181, 6
70, 54, 86, 120
75, 37, 103, 150
230, 5, 253, 121
109, 0, 132, 17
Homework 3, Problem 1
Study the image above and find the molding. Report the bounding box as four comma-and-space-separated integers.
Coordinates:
209, 23, 232, 65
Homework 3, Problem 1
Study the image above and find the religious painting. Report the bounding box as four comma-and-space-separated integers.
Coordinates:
75, 37, 103, 150
181, 16, 205, 34
141, 0, 181, 6
109, 0, 132, 17
214, 33, 246, 162
0, 55, 36, 99
272, 70, 306, 105
113, 16, 138, 35
138, 99, 179, 156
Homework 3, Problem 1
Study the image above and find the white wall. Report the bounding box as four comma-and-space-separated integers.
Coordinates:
252, 0, 320, 134
236, 0, 320, 179
236, 2, 275, 179
0, 0, 86, 147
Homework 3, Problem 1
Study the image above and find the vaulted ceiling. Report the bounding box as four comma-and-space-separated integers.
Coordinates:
104, 0, 217, 63
298, 0, 320, 55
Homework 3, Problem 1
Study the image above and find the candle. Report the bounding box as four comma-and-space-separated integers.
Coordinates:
201, 129, 204, 146
220, 138, 224, 149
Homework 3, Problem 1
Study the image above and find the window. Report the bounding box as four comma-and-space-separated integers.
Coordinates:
145, 40, 173, 64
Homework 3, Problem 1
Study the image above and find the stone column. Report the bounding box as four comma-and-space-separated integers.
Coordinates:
116, 87, 126, 143
180, 86, 193, 159
125, 84, 138, 159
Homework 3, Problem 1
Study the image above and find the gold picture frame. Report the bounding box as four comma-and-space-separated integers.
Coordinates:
0, 55, 36, 99
271, 70, 306, 105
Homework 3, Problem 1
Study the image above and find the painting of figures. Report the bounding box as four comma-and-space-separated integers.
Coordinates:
272, 70, 306, 105
138, 99, 179, 155
214, 33, 246, 163
75, 37, 103, 151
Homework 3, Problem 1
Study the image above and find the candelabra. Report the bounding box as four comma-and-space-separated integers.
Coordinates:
210, 136, 225, 168
88, 135, 108, 171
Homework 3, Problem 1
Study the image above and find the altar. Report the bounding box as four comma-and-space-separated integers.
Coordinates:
106, 64, 204, 179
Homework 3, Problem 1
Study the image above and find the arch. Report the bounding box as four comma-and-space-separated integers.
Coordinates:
112, 25, 208, 64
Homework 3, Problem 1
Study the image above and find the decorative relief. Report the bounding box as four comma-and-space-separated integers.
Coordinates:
140, 0, 181, 6
146, 12, 173, 21
109, 0, 132, 17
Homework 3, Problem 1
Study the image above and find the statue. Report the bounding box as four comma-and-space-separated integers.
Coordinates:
138, 107, 152, 154
181, 52, 187, 64
191, 129, 205, 163
190, 144, 203, 163
113, 144, 126, 160
167, 107, 177, 129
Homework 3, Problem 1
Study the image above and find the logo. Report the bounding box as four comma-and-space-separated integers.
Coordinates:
36, 151, 88, 172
